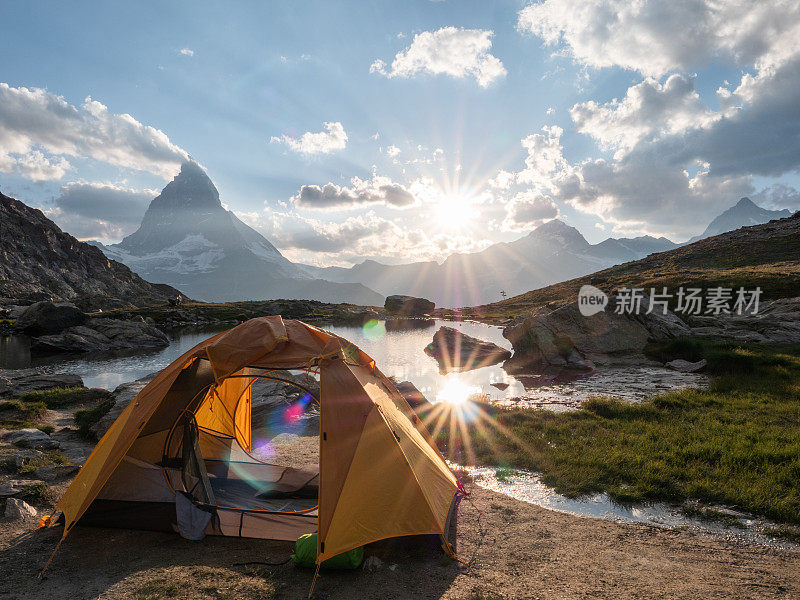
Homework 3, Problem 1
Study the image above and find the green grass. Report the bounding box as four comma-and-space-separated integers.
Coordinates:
680, 504, 745, 528
0, 399, 48, 430
74, 399, 115, 440
18, 386, 110, 408
441, 341, 800, 524
17, 450, 72, 474
18, 481, 51, 503
494, 467, 515, 483
764, 525, 800, 544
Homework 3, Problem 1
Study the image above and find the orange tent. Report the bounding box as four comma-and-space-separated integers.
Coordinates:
47, 317, 458, 565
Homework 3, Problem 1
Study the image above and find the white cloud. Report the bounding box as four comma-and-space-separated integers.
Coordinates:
291, 173, 418, 209
371, 27, 506, 88
270, 121, 348, 155
518, 0, 800, 76
385, 145, 401, 157
13, 151, 72, 181
503, 191, 560, 231
570, 74, 718, 156
179, 48, 194, 57
0, 83, 188, 179
517, 126, 568, 186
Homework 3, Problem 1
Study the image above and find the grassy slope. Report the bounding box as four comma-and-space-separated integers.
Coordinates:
438, 340, 800, 524
444, 213, 800, 321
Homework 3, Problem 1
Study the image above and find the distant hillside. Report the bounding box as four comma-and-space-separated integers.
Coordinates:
453, 211, 800, 321
307, 219, 678, 307
0, 192, 183, 310
688, 197, 792, 242
96, 161, 384, 305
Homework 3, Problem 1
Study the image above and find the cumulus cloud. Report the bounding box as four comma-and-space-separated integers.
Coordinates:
291, 173, 418, 209
571, 74, 718, 155
270, 122, 347, 155
385, 145, 401, 157
179, 47, 194, 56
0, 84, 188, 179
518, 0, 800, 76
46, 182, 155, 240
14, 151, 72, 181
503, 192, 560, 231
370, 27, 506, 88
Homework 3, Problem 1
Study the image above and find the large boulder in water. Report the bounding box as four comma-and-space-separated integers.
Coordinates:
13, 301, 86, 335
385, 295, 435, 315
425, 326, 511, 373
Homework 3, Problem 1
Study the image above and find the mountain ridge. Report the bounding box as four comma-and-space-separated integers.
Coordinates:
0, 192, 184, 310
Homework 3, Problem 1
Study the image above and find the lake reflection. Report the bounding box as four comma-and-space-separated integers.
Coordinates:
325, 319, 524, 403
0, 320, 524, 402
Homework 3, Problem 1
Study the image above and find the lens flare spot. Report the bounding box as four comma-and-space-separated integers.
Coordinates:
363, 319, 386, 342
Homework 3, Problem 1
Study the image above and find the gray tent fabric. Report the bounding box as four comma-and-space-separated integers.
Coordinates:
176, 492, 213, 540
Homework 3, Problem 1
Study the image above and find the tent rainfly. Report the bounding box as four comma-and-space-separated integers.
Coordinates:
41, 316, 460, 572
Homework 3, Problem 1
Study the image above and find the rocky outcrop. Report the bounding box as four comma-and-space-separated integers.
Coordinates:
0, 479, 46, 498
0, 192, 185, 310
12, 301, 86, 335
90, 374, 157, 439
503, 297, 690, 373
385, 295, 435, 315
1, 428, 60, 450
685, 297, 800, 344
31, 317, 170, 354
0, 371, 83, 398
666, 359, 707, 373
251, 373, 320, 432
425, 326, 512, 372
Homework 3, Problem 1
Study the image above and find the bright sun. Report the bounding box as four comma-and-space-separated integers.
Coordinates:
436, 378, 481, 405
433, 194, 476, 229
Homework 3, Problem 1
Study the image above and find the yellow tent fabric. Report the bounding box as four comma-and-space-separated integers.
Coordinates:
52, 316, 458, 563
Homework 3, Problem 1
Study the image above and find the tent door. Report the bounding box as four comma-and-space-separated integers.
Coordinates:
181, 418, 216, 506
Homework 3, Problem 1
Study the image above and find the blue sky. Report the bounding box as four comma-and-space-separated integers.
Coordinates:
2, 0, 799, 266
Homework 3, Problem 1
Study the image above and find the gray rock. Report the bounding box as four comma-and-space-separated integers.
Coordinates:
503, 295, 690, 373
0, 479, 45, 498
666, 359, 708, 373
90, 374, 157, 440
393, 380, 431, 411
0, 372, 84, 398
31, 465, 79, 481
424, 326, 512, 372
385, 295, 435, 315
1, 428, 59, 450
13, 301, 87, 335
687, 297, 800, 344
4, 497, 37, 520
31, 317, 170, 354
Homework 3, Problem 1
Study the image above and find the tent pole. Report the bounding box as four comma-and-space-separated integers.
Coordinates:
307, 562, 321, 598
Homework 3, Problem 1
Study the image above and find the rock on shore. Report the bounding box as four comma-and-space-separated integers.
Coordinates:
503, 297, 690, 372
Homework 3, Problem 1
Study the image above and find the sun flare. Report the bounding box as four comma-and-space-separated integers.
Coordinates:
436, 378, 481, 405
433, 193, 476, 229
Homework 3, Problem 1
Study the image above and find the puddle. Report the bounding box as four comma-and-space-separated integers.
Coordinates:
499, 366, 709, 411
457, 465, 800, 550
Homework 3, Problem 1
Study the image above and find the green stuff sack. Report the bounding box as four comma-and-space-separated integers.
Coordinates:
291, 533, 364, 569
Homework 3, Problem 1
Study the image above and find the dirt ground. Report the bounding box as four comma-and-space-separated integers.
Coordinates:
2, 476, 799, 600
